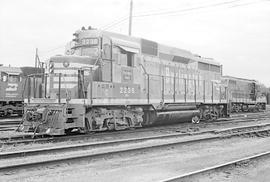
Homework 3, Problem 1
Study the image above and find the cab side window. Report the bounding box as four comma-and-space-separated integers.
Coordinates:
112, 46, 134, 67
2, 75, 7, 82
120, 49, 134, 67
1, 72, 7, 82
112, 46, 120, 63
102, 43, 111, 60
102, 36, 111, 60
127, 52, 134, 67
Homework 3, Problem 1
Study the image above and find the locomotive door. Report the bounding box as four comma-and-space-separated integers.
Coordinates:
250, 82, 256, 101
101, 36, 112, 82
78, 69, 92, 99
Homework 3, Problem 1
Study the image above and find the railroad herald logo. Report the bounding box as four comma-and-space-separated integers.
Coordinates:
6, 83, 18, 91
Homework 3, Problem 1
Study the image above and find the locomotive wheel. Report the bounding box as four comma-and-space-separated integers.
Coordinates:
65, 128, 74, 135
6, 108, 13, 116
191, 115, 200, 124
106, 120, 115, 130
242, 105, 248, 112
209, 111, 218, 121
235, 105, 240, 113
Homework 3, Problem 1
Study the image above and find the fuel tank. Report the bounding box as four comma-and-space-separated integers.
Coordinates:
156, 104, 197, 111
153, 109, 200, 125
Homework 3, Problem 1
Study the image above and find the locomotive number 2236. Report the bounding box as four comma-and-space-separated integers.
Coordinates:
120, 87, 135, 94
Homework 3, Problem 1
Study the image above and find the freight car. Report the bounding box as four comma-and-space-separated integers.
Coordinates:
0, 66, 44, 116
18, 27, 229, 135
222, 76, 266, 112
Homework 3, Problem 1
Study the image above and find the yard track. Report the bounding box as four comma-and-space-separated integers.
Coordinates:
0, 118, 21, 131
0, 123, 270, 173
0, 111, 269, 146
162, 150, 270, 182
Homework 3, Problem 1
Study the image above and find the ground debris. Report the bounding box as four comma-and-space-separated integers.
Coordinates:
235, 159, 251, 167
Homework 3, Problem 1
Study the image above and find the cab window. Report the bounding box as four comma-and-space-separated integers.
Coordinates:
2, 75, 7, 82
72, 37, 100, 58
8, 75, 20, 83
102, 43, 111, 60
102, 36, 112, 60
1, 72, 8, 82
112, 46, 134, 67
120, 49, 134, 67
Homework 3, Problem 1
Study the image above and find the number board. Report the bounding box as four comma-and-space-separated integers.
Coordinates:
113, 83, 140, 98
121, 67, 133, 83
91, 82, 140, 99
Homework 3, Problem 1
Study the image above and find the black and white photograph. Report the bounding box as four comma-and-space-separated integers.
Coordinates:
1, 0, 270, 181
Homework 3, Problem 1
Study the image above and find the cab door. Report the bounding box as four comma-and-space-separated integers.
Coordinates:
101, 36, 112, 82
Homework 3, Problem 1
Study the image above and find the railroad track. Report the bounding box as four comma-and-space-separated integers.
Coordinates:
0, 118, 21, 124
0, 109, 267, 133
230, 112, 269, 119
0, 120, 266, 146
0, 111, 269, 146
0, 118, 21, 132
0, 123, 270, 173
163, 151, 270, 182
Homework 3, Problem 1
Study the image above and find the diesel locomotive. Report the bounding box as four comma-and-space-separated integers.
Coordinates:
222, 76, 266, 112
18, 27, 229, 135
0, 66, 44, 116
18, 27, 265, 135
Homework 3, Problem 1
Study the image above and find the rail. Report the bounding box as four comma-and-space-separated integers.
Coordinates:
1, 111, 269, 145
163, 151, 270, 182
1, 124, 270, 173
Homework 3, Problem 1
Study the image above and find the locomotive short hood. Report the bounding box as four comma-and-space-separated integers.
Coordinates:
50, 55, 97, 66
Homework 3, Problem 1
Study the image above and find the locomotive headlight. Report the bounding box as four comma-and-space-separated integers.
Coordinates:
63, 61, 70, 68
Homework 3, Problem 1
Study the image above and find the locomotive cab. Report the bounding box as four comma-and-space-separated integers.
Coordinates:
19, 28, 144, 135
0, 67, 24, 116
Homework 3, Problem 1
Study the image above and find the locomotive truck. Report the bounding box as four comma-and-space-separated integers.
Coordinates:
18, 27, 236, 135
0, 66, 43, 116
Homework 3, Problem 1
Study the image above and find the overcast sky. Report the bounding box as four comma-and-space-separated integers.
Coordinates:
0, 0, 270, 86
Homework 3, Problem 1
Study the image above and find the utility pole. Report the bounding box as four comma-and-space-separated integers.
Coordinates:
128, 0, 133, 36
35, 48, 41, 68
35, 48, 38, 68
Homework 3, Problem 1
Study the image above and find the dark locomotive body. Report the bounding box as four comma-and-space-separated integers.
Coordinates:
222, 76, 266, 112
19, 27, 232, 135
0, 66, 43, 116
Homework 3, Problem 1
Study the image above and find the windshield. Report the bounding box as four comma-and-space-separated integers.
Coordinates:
71, 38, 100, 58
81, 47, 99, 57
8, 74, 20, 83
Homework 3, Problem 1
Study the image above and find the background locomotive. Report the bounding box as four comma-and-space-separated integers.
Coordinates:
18, 27, 266, 135
222, 76, 266, 112
0, 66, 44, 117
